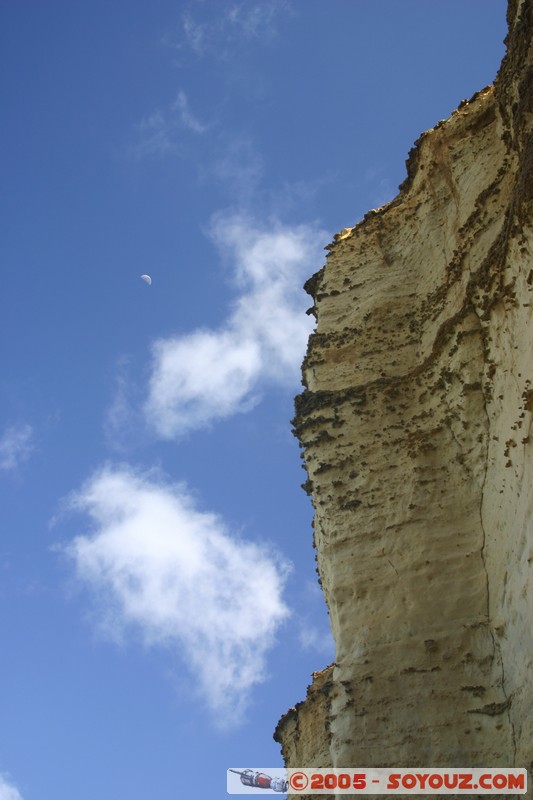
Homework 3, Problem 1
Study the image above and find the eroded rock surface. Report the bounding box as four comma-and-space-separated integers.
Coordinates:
275, 1, 533, 795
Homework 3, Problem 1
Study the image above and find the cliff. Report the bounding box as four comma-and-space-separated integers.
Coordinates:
275, 0, 533, 795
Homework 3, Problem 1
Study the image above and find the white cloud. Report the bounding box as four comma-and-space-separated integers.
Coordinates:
0, 775, 23, 800
147, 330, 262, 437
64, 465, 290, 723
133, 90, 207, 158
0, 423, 33, 473
145, 214, 327, 438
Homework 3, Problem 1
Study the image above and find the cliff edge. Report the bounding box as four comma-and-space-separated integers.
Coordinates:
275, 0, 533, 795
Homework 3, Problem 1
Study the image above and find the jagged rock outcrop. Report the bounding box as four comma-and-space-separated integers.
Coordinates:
275, 0, 533, 795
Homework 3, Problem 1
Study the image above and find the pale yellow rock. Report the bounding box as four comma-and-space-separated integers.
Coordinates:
275, 1, 533, 797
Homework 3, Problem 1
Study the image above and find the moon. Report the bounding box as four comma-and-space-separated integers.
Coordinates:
140, 274, 152, 285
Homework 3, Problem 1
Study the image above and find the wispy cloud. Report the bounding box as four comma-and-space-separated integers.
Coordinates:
0, 423, 33, 473
210, 136, 264, 202
177, 1, 290, 58
134, 109, 179, 159
0, 775, 23, 800
133, 90, 208, 158
181, 12, 207, 56
63, 465, 290, 723
104, 356, 146, 452
362, 167, 397, 211
173, 90, 209, 134
294, 581, 335, 656
298, 624, 335, 656
224, 2, 286, 40
144, 213, 327, 438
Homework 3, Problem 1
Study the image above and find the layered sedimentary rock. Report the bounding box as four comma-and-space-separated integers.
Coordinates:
275, 0, 533, 794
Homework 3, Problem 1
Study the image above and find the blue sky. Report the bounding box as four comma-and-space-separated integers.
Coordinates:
0, 2, 507, 798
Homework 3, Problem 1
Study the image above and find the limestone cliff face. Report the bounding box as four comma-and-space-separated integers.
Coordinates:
275, 0, 533, 793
